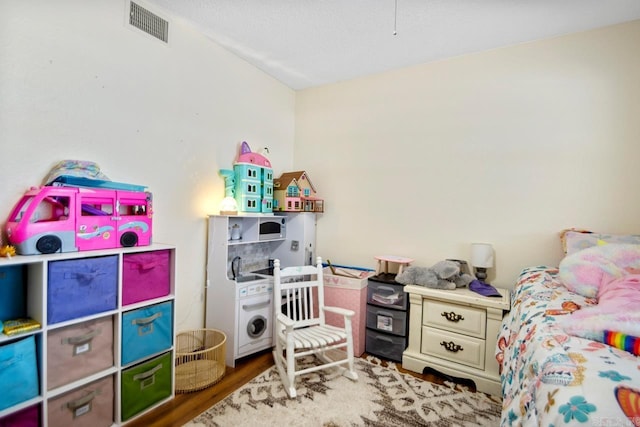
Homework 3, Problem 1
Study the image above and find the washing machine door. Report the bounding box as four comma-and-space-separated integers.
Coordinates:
247, 315, 267, 338
237, 294, 273, 351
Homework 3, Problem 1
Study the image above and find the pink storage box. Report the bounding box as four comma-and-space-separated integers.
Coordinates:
0, 404, 40, 427
323, 267, 373, 357
122, 250, 171, 305
47, 375, 114, 427
47, 316, 114, 390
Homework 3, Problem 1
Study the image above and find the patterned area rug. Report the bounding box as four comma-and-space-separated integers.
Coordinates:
183, 355, 502, 426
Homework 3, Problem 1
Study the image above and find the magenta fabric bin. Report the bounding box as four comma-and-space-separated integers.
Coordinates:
47, 316, 114, 390
122, 250, 171, 305
47, 255, 118, 324
47, 375, 114, 427
0, 404, 40, 427
121, 301, 173, 365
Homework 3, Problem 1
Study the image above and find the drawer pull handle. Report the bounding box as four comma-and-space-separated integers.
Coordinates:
440, 341, 463, 353
441, 311, 464, 322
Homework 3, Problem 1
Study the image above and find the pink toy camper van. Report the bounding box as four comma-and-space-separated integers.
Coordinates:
5, 186, 152, 255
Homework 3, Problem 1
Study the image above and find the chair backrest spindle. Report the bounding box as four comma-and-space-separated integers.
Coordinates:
273, 257, 325, 328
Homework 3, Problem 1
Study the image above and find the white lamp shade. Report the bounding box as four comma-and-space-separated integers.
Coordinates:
471, 243, 494, 268
219, 196, 238, 214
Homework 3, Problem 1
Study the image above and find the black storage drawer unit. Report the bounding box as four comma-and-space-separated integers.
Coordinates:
366, 329, 408, 361
365, 304, 408, 336
366, 278, 407, 310
365, 273, 409, 362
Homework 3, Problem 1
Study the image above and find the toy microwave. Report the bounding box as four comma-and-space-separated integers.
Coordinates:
5, 186, 152, 255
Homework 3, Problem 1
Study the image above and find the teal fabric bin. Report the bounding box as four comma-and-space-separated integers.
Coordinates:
47, 255, 118, 324
121, 301, 173, 365
121, 352, 172, 421
0, 265, 26, 322
0, 335, 39, 411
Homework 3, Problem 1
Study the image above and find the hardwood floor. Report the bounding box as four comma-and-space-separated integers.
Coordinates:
125, 349, 274, 427
125, 350, 474, 427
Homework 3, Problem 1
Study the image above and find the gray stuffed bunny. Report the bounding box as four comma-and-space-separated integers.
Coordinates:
395, 260, 474, 290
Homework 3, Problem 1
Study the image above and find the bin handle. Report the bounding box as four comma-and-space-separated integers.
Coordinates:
133, 363, 162, 381
64, 271, 104, 284
66, 389, 98, 411
130, 261, 161, 271
132, 312, 162, 326
63, 328, 101, 345
374, 285, 396, 294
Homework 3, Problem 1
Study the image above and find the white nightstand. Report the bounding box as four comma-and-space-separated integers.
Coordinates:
402, 285, 510, 396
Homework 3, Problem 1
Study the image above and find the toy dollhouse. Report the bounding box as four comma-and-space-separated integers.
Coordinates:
220, 141, 274, 214
273, 171, 324, 212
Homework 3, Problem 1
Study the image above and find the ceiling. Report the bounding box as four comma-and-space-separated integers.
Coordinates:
144, 0, 640, 90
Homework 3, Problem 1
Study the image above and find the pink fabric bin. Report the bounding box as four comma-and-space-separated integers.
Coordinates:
0, 404, 40, 427
47, 316, 114, 390
47, 375, 114, 427
122, 250, 171, 305
323, 267, 373, 357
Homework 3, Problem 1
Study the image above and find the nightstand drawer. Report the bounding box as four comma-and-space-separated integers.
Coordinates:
422, 300, 486, 339
421, 326, 485, 370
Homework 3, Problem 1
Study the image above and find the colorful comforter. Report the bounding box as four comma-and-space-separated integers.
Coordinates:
497, 266, 640, 427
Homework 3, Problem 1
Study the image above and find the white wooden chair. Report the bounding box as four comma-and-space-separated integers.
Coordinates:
272, 257, 358, 398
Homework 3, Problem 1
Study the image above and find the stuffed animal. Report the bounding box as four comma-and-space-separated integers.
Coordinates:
432, 260, 474, 288
395, 260, 474, 290
559, 244, 640, 355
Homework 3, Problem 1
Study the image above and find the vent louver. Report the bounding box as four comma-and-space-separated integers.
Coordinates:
129, 1, 168, 43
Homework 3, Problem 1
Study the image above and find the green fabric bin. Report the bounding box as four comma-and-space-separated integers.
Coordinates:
120, 351, 172, 421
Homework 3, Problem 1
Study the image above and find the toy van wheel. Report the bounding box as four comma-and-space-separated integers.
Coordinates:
36, 235, 62, 254
120, 232, 138, 247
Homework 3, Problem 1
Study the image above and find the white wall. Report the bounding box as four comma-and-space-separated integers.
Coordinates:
295, 20, 640, 286
0, 0, 295, 331
2, 1, 639, 334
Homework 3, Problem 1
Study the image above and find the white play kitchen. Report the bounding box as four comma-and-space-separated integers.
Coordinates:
205, 212, 316, 367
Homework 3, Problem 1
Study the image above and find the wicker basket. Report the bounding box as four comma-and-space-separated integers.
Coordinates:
175, 329, 226, 393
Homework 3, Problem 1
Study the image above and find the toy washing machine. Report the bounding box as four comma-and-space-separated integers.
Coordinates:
236, 280, 273, 359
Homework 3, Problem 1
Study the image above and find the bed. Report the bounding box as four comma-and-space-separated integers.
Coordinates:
496, 231, 640, 427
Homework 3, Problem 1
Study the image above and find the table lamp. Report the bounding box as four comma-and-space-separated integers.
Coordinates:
471, 243, 494, 283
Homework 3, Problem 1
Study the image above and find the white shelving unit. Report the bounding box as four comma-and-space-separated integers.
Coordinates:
0, 243, 176, 426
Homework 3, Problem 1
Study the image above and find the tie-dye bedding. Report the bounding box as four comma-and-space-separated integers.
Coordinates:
496, 266, 640, 427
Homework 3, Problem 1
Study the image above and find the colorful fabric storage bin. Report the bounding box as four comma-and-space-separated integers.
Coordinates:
47, 375, 113, 427
0, 335, 39, 411
122, 250, 171, 305
121, 301, 173, 365
0, 265, 25, 322
0, 404, 40, 427
121, 352, 172, 421
47, 316, 114, 390
47, 256, 118, 324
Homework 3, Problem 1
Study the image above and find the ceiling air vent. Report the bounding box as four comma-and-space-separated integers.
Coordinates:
129, 1, 169, 43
